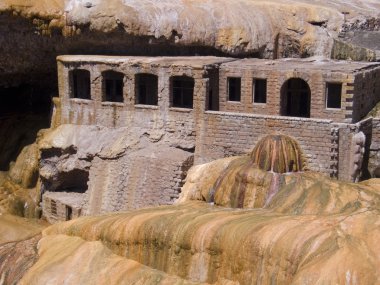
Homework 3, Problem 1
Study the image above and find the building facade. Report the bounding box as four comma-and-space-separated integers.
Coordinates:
43, 55, 380, 222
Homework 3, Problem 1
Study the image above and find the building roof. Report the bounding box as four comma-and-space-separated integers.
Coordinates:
220, 57, 380, 73
57, 55, 235, 69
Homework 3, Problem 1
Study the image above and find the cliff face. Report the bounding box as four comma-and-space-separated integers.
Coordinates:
1, 0, 379, 89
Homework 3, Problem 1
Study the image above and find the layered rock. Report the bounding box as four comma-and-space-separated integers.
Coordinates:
38, 124, 194, 222
41, 190, 380, 285
1, 0, 379, 89
2, 142, 380, 284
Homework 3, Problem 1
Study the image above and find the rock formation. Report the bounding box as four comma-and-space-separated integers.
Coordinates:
1, 1, 380, 284
1, 0, 379, 90
2, 135, 380, 284
17, 177, 380, 284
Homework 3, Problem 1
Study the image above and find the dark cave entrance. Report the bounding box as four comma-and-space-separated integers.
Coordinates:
280, 78, 311, 118
0, 84, 52, 171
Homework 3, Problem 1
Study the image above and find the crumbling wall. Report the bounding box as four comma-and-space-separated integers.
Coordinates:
39, 124, 195, 219
83, 146, 193, 215
352, 67, 380, 122
42, 192, 83, 224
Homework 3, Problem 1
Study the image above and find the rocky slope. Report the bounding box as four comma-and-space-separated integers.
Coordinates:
2, 158, 379, 284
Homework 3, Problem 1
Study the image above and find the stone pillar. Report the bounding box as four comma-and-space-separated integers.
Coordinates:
194, 78, 209, 165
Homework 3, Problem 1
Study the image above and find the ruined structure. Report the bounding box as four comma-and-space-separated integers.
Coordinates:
41, 55, 380, 222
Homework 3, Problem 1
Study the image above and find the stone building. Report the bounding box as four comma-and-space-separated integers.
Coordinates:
42, 55, 380, 222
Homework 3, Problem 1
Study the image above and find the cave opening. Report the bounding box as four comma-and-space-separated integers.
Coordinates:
0, 84, 52, 171
41, 168, 89, 194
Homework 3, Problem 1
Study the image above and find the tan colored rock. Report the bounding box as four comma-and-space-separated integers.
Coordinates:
9, 143, 39, 189
42, 197, 380, 285
1, 0, 379, 60
0, 214, 46, 244
180, 156, 380, 213
19, 234, 207, 285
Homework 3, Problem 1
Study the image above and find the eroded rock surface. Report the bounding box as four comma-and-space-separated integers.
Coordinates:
0, 215, 48, 284
42, 196, 380, 285
179, 155, 380, 213
19, 235, 207, 285
39, 124, 194, 222
3, 150, 380, 284
1, 0, 379, 89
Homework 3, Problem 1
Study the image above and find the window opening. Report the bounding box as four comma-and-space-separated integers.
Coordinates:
253, 79, 267, 103
326, 83, 342, 109
70, 69, 91, 99
171, 76, 194, 108
103, 71, 124, 102
135, 74, 158, 105
228, 77, 241, 101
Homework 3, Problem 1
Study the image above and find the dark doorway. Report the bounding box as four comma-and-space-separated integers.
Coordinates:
66, 206, 73, 221
135, 73, 158, 105
281, 78, 311, 118
102, 71, 124, 102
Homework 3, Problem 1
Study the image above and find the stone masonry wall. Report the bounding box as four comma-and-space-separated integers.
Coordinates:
57, 60, 209, 151
218, 66, 355, 123
42, 192, 83, 224
352, 67, 380, 122
195, 111, 338, 176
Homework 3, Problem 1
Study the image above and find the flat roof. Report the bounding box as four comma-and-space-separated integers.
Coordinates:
57, 55, 235, 69
57, 55, 380, 73
220, 57, 380, 73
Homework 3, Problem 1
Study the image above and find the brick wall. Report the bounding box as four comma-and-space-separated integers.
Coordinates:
218, 67, 354, 123
352, 67, 380, 122
195, 111, 337, 175
57, 61, 212, 149
42, 192, 83, 223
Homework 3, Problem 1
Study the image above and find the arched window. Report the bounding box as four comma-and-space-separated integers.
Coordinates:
135, 74, 158, 105
171, 76, 194, 108
70, 69, 91, 99
280, 78, 311, 118
102, 71, 124, 102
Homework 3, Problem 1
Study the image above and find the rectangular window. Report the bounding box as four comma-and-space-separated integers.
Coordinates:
253, 79, 267, 103
172, 76, 194, 108
228, 77, 241, 101
135, 74, 158, 105
103, 71, 124, 102
326, 83, 342, 109
71, 70, 91, 99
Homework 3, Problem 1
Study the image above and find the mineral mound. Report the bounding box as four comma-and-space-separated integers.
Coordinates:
2, 136, 380, 284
